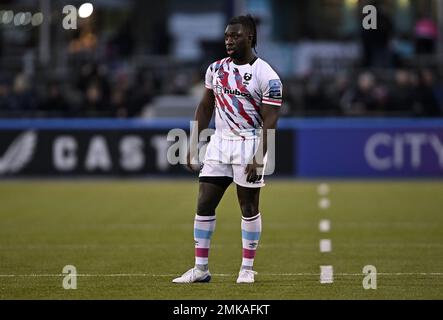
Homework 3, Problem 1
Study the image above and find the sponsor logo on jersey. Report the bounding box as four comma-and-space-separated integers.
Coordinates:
243, 73, 252, 81
243, 73, 252, 86
223, 87, 252, 99
215, 85, 223, 95
214, 85, 252, 99
269, 79, 282, 99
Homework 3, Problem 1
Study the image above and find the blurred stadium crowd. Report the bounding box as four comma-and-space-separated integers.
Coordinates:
0, 0, 442, 118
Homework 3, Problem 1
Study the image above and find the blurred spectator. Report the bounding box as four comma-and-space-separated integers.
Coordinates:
110, 71, 131, 118
302, 76, 328, 115
107, 20, 135, 60
0, 80, 12, 112
171, 72, 190, 95
83, 81, 108, 116
360, 2, 394, 68
389, 70, 415, 114
373, 81, 390, 113
0, 29, 3, 58
75, 62, 109, 94
416, 69, 442, 117
152, 20, 171, 55
414, 17, 438, 55
127, 72, 155, 117
110, 86, 128, 118
341, 72, 377, 116
41, 82, 71, 116
283, 81, 303, 116
325, 73, 349, 115
9, 74, 38, 113
68, 23, 98, 55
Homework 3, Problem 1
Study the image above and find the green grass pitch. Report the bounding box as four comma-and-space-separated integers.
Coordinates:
0, 180, 442, 299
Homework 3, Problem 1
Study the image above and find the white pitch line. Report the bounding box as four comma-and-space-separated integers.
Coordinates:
1, 243, 443, 250
1, 272, 443, 278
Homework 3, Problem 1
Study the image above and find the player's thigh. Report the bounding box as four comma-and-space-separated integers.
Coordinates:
197, 177, 233, 216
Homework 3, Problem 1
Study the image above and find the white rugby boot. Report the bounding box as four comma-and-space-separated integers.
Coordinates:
236, 269, 257, 283
172, 267, 211, 283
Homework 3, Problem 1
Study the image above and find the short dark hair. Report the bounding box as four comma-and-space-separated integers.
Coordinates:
228, 14, 258, 52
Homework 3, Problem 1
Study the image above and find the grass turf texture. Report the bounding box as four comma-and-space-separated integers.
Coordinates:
0, 180, 442, 299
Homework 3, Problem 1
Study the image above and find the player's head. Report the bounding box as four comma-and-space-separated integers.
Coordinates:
225, 14, 257, 60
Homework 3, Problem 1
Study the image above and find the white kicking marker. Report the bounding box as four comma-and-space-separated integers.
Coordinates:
319, 219, 331, 232
317, 183, 330, 196
318, 198, 331, 209
320, 239, 332, 252
320, 265, 334, 284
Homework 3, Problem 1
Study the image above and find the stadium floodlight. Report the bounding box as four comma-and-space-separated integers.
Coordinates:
78, 3, 94, 18
22, 12, 33, 25
13, 12, 26, 26
2, 10, 14, 24
31, 13, 44, 26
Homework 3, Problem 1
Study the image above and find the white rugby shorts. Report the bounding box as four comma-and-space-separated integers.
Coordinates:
199, 134, 267, 188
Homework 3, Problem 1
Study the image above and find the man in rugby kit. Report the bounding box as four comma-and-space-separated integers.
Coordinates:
173, 14, 282, 284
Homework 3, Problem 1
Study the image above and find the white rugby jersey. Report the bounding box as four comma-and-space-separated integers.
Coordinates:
205, 57, 282, 138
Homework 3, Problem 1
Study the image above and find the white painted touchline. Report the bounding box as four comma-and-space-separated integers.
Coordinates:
0, 272, 442, 277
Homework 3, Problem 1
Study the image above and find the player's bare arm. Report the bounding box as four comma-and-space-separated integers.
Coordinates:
186, 88, 215, 172
245, 104, 279, 183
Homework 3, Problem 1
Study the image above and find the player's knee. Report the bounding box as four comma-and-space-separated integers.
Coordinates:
239, 202, 259, 218
197, 200, 216, 216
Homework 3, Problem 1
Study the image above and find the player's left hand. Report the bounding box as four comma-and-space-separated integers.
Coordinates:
245, 159, 263, 183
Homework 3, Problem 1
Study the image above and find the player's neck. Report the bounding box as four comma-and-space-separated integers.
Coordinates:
232, 52, 256, 66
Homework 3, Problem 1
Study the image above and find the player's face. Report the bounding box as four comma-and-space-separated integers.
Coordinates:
224, 24, 251, 60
